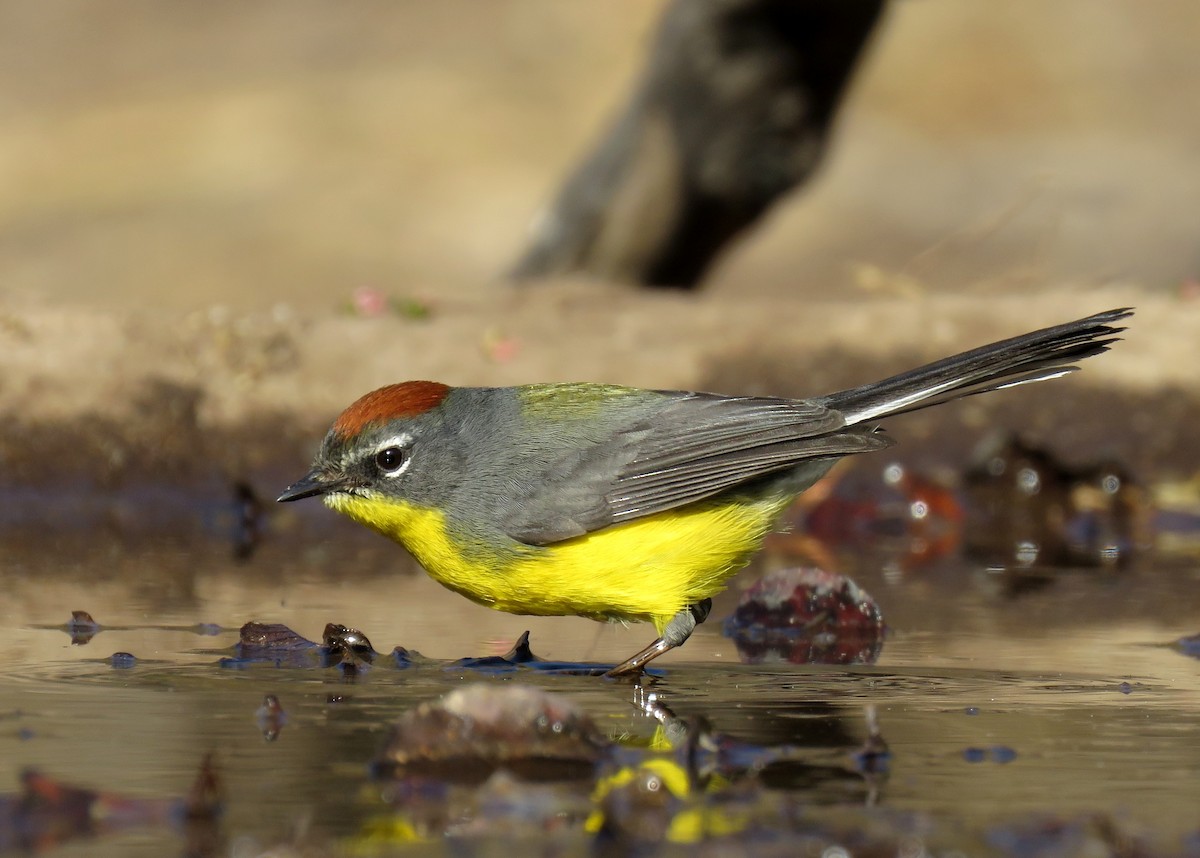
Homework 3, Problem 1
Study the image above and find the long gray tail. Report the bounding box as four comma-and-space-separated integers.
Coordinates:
822, 308, 1132, 425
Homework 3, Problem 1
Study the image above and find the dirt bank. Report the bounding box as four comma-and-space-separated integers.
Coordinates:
2, 285, 1195, 493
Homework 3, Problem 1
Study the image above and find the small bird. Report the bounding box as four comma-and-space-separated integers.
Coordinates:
279, 308, 1131, 676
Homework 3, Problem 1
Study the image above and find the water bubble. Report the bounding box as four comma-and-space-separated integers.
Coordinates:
883, 463, 904, 485
1102, 474, 1121, 494
909, 500, 929, 520
1015, 541, 1039, 566
987, 456, 1006, 476
1017, 467, 1040, 494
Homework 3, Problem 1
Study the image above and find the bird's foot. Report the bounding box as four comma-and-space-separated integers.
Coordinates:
604, 599, 712, 679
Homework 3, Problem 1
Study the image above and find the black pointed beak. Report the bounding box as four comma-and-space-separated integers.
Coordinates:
277, 469, 349, 503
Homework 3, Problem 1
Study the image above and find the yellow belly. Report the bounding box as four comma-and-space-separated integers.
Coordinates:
326, 492, 788, 630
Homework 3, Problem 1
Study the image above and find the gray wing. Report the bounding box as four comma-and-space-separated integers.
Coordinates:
501, 391, 891, 545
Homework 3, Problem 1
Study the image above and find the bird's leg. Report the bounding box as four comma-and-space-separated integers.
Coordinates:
605, 599, 712, 678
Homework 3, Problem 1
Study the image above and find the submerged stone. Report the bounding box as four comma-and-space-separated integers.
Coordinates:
323, 623, 378, 664
221, 620, 389, 671
373, 684, 607, 782
723, 567, 885, 665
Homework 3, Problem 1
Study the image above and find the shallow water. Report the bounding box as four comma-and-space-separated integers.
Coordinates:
3, 506, 1200, 855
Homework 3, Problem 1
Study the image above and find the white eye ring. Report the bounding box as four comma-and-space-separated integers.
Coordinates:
372, 435, 413, 477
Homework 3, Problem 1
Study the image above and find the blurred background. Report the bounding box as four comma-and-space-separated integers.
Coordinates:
2, 7, 1200, 851
2, 0, 1199, 311
1, 0, 1196, 449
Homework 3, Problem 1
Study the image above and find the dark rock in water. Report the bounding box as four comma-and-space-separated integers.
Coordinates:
235, 622, 316, 653
323, 623, 377, 664
65, 610, 102, 645
109, 652, 137, 669
222, 621, 379, 670
221, 622, 321, 668
221, 623, 614, 675
221, 621, 418, 671
373, 684, 607, 783
723, 567, 885, 665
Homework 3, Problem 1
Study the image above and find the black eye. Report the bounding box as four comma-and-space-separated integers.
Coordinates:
374, 446, 406, 473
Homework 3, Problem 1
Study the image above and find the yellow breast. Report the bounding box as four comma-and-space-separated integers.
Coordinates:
326, 492, 788, 630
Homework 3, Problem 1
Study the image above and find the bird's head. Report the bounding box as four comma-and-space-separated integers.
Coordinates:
277, 381, 452, 506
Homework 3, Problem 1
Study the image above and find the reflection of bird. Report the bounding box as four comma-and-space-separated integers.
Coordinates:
279, 309, 1131, 676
